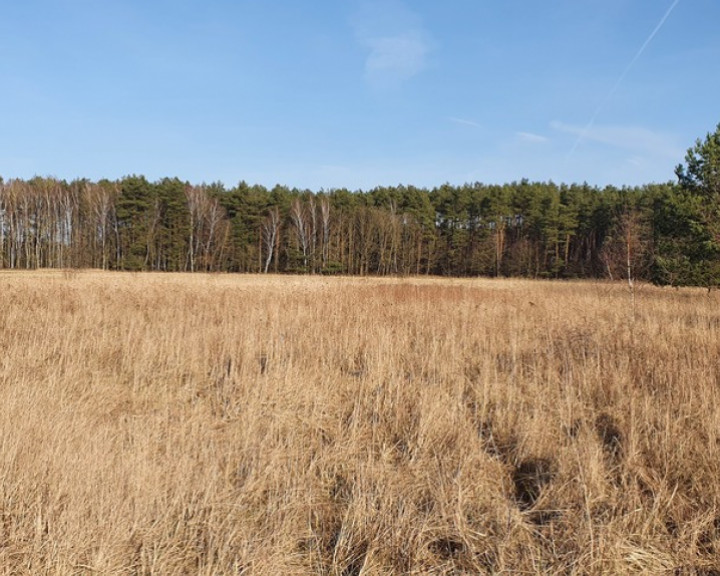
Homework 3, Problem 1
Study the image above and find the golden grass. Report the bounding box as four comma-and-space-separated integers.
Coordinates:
0, 271, 719, 575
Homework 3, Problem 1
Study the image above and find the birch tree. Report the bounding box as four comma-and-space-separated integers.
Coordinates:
262, 206, 280, 273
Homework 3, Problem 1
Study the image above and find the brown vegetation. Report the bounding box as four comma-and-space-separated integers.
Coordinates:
0, 271, 719, 574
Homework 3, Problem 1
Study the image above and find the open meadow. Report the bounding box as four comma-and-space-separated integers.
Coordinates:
0, 271, 719, 575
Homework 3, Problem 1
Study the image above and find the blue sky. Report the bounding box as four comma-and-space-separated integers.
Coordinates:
1, 0, 718, 190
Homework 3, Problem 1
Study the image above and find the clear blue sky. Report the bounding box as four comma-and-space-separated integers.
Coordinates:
1, 0, 717, 190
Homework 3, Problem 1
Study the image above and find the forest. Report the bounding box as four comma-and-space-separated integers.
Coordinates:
1, 124, 718, 286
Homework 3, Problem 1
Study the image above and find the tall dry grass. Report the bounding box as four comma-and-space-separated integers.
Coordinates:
0, 271, 719, 575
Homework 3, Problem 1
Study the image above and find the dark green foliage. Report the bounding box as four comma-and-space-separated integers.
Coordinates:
1, 123, 720, 285
0, 177, 684, 279
154, 178, 191, 271
219, 182, 270, 272
652, 124, 720, 286
116, 175, 155, 270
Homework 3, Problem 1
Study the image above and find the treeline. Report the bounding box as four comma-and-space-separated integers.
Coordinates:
0, 124, 718, 285
0, 175, 670, 280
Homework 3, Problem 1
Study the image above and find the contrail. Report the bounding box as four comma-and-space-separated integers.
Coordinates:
568, 0, 681, 157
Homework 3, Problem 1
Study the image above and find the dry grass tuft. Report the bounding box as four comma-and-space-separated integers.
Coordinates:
0, 271, 719, 574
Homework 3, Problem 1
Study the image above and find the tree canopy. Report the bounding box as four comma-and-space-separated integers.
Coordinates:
0, 124, 719, 285
658, 123, 720, 286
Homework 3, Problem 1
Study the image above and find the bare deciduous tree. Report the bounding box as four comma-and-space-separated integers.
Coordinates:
290, 198, 311, 271
320, 196, 331, 271
262, 207, 280, 274
87, 182, 118, 270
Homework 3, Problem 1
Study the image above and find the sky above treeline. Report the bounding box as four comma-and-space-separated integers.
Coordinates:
1, 0, 718, 191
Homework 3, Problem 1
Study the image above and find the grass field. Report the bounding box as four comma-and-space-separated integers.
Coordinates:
0, 271, 719, 575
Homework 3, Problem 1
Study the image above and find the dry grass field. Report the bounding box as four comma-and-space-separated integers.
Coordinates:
1, 271, 719, 575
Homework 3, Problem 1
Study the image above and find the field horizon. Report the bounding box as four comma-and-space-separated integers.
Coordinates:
1, 271, 719, 575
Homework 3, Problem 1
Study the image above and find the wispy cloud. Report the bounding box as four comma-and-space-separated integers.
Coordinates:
364, 32, 429, 81
353, 1, 433, 89
516, 131, 548, 144
449, 117, 482, 129
567, 0, 682, 157
551, 121, 683, 159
